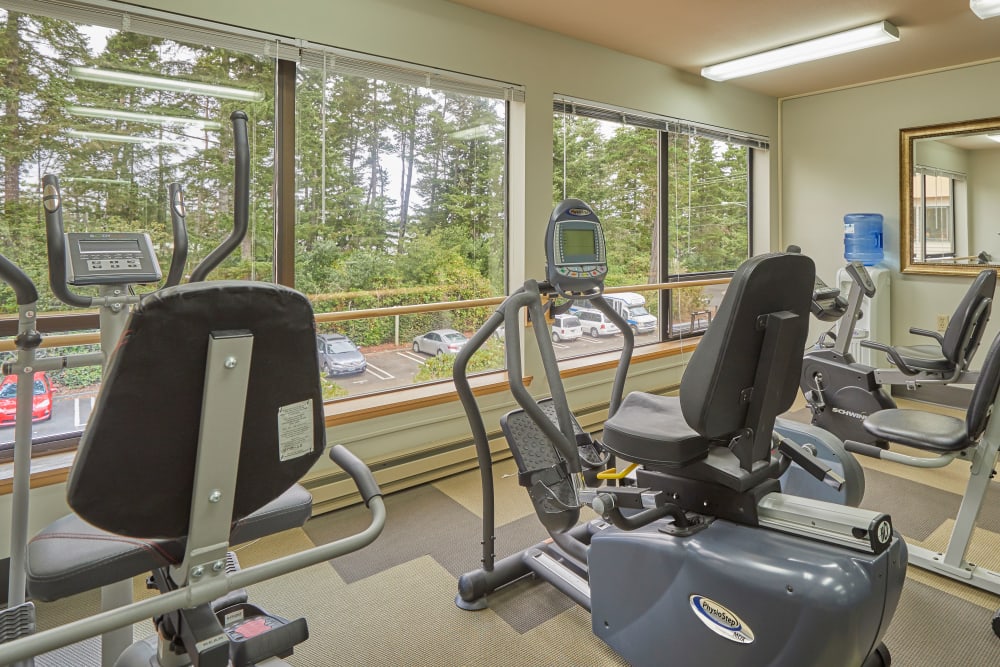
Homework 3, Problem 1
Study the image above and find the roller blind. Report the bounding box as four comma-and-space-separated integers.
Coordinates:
553, 96, 769, 150
11, 0, 525, 102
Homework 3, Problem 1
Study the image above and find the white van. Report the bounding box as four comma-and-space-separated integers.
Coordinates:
572, 307, 621, 337
551, 313, 583, 342
604, 292, 657, 335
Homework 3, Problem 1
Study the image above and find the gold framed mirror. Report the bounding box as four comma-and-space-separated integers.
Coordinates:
900, 116, 1000, 276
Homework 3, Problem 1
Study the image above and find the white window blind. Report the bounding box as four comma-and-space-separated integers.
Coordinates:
553, 96, 769, 150
12, 0, 525, 102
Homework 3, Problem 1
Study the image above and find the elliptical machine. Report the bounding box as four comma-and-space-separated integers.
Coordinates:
454, 199, 905, 667
0, 112, 387, 667
800, 260, 995, 445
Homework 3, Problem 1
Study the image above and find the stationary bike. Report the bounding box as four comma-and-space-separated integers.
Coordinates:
454, 199, 906, 667
800, 259, 995, 445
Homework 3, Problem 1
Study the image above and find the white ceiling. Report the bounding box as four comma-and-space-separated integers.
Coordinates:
447, 0, 1000, 98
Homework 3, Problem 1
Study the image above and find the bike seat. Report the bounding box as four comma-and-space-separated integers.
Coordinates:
26, 483, 314, 602
863, 409, 969, 452
888, 344, 953, 373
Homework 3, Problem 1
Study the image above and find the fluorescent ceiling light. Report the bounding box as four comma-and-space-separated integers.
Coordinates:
971, 1, 1000, 19
69, 66, 265, 102
66, 106, 222, 130
701, 20, 899, 82
66, 129, 190, 148
987, 134, 1000, 143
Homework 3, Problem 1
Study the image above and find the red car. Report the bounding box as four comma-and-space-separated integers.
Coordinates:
0, 373, 54, 425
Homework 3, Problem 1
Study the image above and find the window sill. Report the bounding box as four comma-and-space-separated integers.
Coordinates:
1, 338, 699, 495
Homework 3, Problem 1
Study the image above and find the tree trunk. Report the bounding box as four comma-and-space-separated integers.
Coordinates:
2, 13, 23, 207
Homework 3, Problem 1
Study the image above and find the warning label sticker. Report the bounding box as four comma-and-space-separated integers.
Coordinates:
278, 399, 314, 461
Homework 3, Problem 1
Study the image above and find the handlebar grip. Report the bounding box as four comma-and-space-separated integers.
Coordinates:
42, 175, 90, 308
189, 111, 250, 283
329, 445, 382, 506
164, 183, 189, 288
0, 254, 38, 305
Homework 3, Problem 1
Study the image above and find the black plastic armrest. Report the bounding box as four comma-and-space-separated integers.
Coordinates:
860, 339, 919, 375
909, 327, 944, 345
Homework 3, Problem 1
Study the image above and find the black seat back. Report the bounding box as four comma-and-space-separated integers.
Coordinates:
67, 281, 325, 539
943, 269, 996, 367
966, 331, 1000, 442
679, 252, 814, 465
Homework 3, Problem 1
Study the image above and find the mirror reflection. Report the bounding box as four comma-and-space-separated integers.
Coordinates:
901, 118, 1000, 276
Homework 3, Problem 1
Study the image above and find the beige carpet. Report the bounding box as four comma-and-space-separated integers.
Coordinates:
30, 402, 1000, 666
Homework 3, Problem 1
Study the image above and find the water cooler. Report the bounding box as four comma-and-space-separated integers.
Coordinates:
836, 266, 890, 367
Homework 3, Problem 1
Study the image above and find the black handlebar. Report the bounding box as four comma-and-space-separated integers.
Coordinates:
42, 175, 91, 308
0, 253, 38, 306
189, 111, 250, 283
164, 183, 189, 288
329, 445, 383, 507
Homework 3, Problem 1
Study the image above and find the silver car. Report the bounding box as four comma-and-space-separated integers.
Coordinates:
412, 329, 468, 356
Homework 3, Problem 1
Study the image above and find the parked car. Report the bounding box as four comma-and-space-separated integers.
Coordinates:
413, 329, 468, 356
0, 372, 54, 425
551, 314, 583, 342
604, 292, 658, 335
317, 333, 367, 377
570, 307, 621, 337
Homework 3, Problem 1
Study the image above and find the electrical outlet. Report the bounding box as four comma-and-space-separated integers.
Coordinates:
937, 314, 950, 332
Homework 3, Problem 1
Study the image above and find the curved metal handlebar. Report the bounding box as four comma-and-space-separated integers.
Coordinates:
189, 110, 250, 283
164, 183, 189, 288
329, 444, 383, 507
42, 175, 92, 308
0, 253, 38, 306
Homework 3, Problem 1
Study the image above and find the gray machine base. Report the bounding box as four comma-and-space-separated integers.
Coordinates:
588, 517, 906, 667
115, 634, 292, 667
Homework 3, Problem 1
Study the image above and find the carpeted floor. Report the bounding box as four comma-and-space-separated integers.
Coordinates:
30, 401, 1000, 666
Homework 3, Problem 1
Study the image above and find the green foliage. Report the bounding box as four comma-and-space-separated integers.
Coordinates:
414, 337, 504, 382
320, 376, 349, 400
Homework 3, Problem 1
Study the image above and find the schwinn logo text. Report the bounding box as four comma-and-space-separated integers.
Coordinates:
832, 407, 866, 420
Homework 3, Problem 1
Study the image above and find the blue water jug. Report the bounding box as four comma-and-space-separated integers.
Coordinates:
844, 213, 883, 266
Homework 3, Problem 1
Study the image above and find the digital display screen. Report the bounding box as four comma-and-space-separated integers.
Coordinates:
563, 228, 596, 258
78, 239, 142, 254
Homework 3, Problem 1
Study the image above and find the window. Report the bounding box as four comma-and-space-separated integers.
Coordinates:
912, 168, 961, 261
294, 49, 511, 396
553, 98, 760, 356
0, 0, 517, 455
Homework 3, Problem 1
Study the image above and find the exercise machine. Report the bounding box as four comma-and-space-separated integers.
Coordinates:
0, 111, 387, 666
453, 199, 906, 667
800, 260, 995, 445
843, 329, 1000, 637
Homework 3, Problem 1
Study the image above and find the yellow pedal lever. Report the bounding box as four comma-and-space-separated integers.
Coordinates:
596, 463, 637, 480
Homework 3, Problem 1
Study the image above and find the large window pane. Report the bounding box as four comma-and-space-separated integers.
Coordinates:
295, 58, 508, 397
0, 6, 274, 447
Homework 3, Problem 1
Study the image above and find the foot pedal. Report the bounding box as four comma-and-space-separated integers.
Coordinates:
0, 601, 36, 646
501, 399, 583, 533
216, 602, 309, 667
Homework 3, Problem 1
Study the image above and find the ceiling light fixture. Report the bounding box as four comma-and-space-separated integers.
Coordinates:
701, 20, 900, 82
66, 106, 223, 130
971, 1, 1000, 19
66, 129, 190, 148
987, 134, 1000, 143
70, 66, 265, 102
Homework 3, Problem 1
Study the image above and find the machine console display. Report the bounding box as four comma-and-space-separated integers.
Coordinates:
66, 232, 162, 286
545, 200, 607, 297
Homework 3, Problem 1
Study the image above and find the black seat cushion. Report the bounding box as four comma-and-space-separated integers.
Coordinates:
67, 281, 325, 540
864, 409, 968, 452
892, 344, 952, 372
602, 393, 713, 466
27, 484, 314, 602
